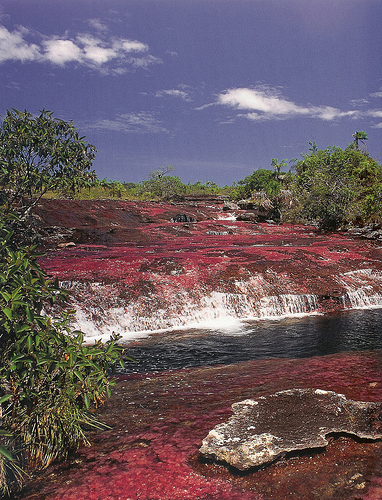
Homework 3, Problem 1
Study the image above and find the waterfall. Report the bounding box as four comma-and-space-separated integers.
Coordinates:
258, 294, 318, 318
338, 269, 382, 309
60, 267, 382, 342
66, 283, 320, 341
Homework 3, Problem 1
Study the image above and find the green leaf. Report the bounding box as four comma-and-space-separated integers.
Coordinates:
0, 446, 14, 461
83, 394, 90, 409
2, 307, 12, 320
0, 394, 12, 404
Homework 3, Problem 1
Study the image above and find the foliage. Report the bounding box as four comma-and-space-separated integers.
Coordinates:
0, 214, 126, 493
230, 168, 282, 200
0, 108, 124, 495
0, 109, 96, 218
135, 166, 186, 200
292, 145, 382, 230
352, 130, 369, 151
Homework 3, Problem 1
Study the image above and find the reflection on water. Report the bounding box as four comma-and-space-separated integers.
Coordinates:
119, 308, 382, 373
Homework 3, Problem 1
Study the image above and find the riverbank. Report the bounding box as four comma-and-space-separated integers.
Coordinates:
17, 350, 382, 499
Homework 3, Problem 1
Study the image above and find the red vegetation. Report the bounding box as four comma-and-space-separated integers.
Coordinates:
35, 199, 382, 335
18, 350, 382, 499
15, 199, 381, 499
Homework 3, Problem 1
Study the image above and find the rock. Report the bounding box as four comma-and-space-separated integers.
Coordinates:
57, 241, 76, 248
171, 214, 197, 223
223, 201, 239, 211
199, 389, 382, 470
236, 212, 259, 222
347, 224, 382, 240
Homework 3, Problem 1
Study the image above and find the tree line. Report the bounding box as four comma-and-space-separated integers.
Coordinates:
70, 131, 382, 232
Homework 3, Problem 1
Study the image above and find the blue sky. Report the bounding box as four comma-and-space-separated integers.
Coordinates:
1, 0, 382, 185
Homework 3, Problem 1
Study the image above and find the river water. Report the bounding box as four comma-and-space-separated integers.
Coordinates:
119, 307, 382, 373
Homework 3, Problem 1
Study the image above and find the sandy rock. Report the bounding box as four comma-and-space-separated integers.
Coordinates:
200, 388, 382, 470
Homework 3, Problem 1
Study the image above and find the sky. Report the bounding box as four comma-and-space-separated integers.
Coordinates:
1, 0, 382, 185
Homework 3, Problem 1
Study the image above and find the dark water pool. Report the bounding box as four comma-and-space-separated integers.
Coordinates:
119, 308, 382, 373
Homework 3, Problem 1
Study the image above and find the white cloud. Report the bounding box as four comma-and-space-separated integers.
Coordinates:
87, 18, 108, 33
215, 86, 357, 122
0, 25, 41, 62
89, 112, 168, 134
370, 89, 382, 98
129, 54, 162, 69
367, 109, 382, 128
0, 24, 159, 72
368, 110, 382, 118
155, 89, 191, 101
350, 98, 370, 106
43, 39, 82, 65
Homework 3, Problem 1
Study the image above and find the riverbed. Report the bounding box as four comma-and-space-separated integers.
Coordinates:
19, 199, 382, 499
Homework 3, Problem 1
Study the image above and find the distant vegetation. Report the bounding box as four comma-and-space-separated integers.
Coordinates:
71, 131, 382, 231
71, 166, 229, 201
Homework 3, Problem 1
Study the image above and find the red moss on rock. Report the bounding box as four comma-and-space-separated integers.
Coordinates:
36, 200, 382, 335
17, 350, 382, 500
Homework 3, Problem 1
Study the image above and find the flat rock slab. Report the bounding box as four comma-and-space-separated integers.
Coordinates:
200, 388, 382, 470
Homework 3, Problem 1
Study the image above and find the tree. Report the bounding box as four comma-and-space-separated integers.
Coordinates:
0, 109, 96, 217
352, 131, 369, 151
271, 158, 288, 178
293, 146, 382, 230
138, 165, 186, 200
308, 140, 318, 154
0, 110, 127, 495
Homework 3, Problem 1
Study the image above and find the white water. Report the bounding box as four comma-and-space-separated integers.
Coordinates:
63, 268, 382, 344
339, 269, 382, 309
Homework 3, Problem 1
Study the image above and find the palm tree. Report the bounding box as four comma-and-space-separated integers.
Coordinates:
271, 158, 288, 178
352, 131, 369, 150
308, 140, 318, 154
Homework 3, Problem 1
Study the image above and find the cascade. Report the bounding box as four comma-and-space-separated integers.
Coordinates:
338, 269, 382, 309
63, 269, 382, 342
36, 201, 382, 343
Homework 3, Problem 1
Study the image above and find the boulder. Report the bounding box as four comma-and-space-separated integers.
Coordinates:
235, 212, 259, 222
171, 214, 197, 223
223, 201, 239, 211
200, 389, 382, 470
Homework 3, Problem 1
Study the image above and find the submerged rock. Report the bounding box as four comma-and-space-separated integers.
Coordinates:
200, 388, 382, 470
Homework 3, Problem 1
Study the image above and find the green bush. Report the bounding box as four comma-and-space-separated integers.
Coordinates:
293, 146, 382, 230
0, 214, 125, 493
0, 109, 96, 218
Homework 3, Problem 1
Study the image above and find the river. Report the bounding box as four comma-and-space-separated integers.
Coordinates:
119, 308, 382, 373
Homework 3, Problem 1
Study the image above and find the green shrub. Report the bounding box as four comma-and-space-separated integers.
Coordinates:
0, 215, 125, 493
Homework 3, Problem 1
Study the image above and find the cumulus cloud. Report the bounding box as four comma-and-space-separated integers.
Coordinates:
89, 112, 168, 134
0, 24, 160, 71
215, 86, 357, 122
0, 25, 41, 62
43, 39, 81, 65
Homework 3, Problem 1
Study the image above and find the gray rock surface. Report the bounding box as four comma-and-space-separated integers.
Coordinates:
200, 389, 382, 470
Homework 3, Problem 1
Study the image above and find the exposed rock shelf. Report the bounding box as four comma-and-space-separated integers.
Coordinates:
200, 389, 382, 470
35, 199, 382, 338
